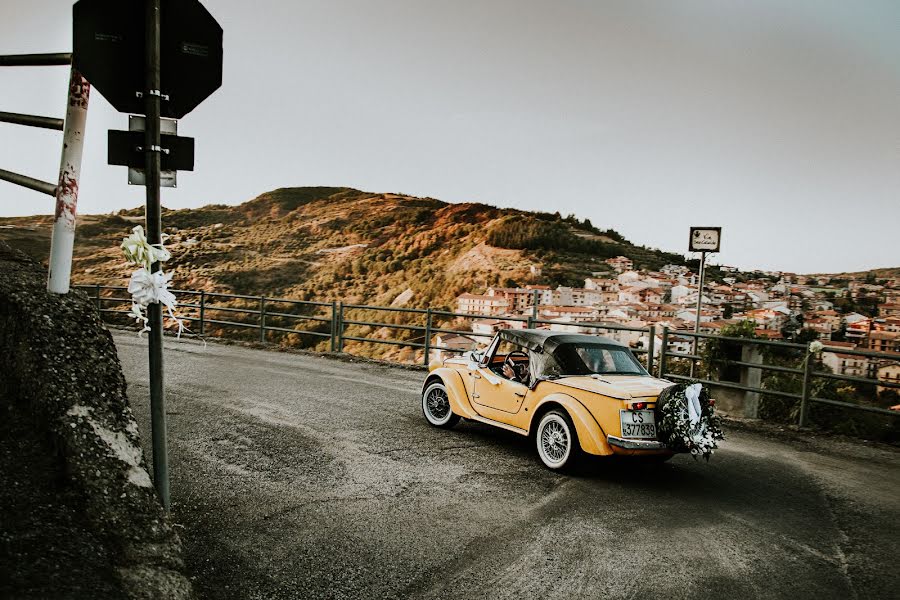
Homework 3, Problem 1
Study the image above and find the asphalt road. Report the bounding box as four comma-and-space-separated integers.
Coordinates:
115, 334, 900, 600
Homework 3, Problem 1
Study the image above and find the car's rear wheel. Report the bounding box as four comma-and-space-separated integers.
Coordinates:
536, 410, 580, 471
422, 381, 460, 428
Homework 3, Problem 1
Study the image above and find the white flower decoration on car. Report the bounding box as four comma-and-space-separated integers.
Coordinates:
657, 383, 724, 461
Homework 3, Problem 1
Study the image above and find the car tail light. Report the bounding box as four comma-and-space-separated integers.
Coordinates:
632, 402, 647, 410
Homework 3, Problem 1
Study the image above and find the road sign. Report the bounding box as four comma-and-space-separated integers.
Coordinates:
108, 116, 194, 187
689, 227, 722, 253
73, 0, 222, 118
687, 226, 721, 378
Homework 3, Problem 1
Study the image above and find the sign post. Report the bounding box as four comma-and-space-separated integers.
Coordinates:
73, 0, 222, 510
688, 227, 722, 378
144, 0, 169, 510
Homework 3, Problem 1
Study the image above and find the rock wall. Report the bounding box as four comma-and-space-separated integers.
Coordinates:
0, 241, 194, 599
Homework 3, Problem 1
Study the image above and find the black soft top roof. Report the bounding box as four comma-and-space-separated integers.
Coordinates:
497, 329, 626, 354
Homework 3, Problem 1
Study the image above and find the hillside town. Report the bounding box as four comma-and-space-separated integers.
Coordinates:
452, 256, 900, 392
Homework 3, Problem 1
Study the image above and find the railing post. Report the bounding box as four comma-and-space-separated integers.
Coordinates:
259, 296, 266, 343
528, 290, 539, 328
199, 291, 206, 335
740, 343, 763, 419
336, 302, 344, 353
47, 66, 91, 294
94, 284, 101, 313
330, 300, 337, 352
646, 325, 655, 375
799, 344, 814, 428
659, 326, 669, 378
424, 308, 433, 368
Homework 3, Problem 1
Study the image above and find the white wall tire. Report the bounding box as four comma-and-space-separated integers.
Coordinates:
536, 410, 579, 470
422, 382, 460, 429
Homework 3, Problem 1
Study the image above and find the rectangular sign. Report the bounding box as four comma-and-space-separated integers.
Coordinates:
127, 116, 182, 187
107, 116, 194, 188
689, 227, 722, 253
108, 130, 195, 171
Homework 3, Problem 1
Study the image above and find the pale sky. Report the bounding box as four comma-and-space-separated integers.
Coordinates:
1, 0, 898, 273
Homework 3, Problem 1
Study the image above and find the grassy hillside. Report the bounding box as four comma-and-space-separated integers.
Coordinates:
0, 187, 699, 310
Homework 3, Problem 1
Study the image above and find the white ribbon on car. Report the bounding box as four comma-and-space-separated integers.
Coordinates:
684, 382, 706, 444
684, 382, 703, 426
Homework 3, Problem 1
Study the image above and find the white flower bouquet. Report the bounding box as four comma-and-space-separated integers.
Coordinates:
121, 225, 186, 337
656, 382, 725, 461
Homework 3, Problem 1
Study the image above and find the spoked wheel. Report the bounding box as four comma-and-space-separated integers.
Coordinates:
422, 382, 460, 428
536, 410, 580, 471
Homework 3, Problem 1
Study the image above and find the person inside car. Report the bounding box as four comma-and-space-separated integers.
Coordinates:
501, 352, 530, 384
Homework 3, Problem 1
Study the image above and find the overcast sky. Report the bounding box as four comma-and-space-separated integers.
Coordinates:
1, 0, 898, 273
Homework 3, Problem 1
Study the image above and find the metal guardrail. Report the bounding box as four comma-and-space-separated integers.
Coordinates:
0, 52, 73, 197
657, 326, 900, 422
0, 52, 72, 66
1, 51, 90, 294
76, 285, 900, 425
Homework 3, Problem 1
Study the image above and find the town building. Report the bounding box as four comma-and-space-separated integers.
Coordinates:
879, 303, 900, 318
821, 342, 869, 378
876, 362, 900, 394
868, 331, 900, 354
605, 256, 634, 273
456, 293, 509, 316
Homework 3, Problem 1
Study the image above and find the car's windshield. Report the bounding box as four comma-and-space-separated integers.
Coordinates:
545, 343, 648, 376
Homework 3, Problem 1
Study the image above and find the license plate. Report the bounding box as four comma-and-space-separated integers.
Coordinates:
620, 410, 657, 439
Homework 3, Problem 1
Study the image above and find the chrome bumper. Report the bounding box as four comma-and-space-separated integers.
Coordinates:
607, 435, 667, 451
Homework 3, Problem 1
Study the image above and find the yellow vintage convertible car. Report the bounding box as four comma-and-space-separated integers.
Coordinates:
422, 330, 678, 470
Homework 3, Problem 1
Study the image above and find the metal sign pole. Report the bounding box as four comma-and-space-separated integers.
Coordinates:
47, 67, 90, 294
145, 0, 169, 510
690, 250, 707, 378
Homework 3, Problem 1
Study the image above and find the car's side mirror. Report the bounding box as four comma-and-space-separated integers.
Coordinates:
463, 350, 483, 367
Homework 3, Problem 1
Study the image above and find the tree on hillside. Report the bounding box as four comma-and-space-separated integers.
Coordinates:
796, 328, 820, 344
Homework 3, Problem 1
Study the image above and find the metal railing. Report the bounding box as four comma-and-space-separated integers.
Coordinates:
76, 285, 899, 426
1, 52, 90, 293
656, 326, 900, 422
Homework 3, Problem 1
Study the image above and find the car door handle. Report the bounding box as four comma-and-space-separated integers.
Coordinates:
472, 373, 481, 379
514, 391, 526, 397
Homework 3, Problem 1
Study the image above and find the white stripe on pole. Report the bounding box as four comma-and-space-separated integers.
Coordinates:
47, 67, 90, 294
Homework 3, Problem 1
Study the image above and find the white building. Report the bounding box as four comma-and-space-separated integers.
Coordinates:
456, 293, 509, 316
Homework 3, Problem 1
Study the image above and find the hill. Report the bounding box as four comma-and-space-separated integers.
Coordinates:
0, 187, 702, 309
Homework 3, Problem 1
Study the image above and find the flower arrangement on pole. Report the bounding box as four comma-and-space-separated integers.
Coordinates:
121, 225, 186, 337
656, 382, 725, 460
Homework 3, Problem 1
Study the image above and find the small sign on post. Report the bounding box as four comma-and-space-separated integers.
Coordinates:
689, 227, 722, 253
688, 227, 722, 378
106, 115, 194, 187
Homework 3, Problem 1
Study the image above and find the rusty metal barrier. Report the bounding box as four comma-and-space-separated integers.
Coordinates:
1, 52, 90, 293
